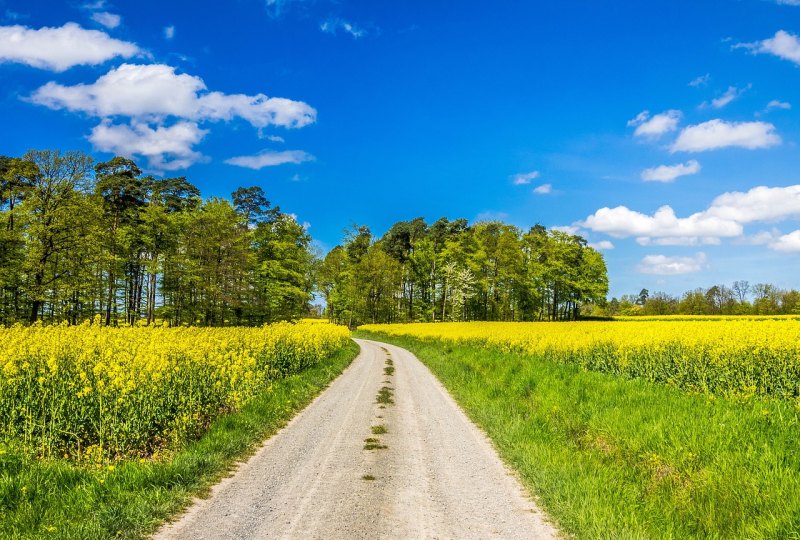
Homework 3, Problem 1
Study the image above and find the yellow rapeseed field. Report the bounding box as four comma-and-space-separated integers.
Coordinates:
360, 320, 800, 399
0, 319, 350, 460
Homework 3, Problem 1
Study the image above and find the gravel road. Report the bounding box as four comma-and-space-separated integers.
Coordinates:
154, 338, 558, 539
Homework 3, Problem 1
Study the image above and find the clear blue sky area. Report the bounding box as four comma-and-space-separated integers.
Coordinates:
1, 0, 799, 297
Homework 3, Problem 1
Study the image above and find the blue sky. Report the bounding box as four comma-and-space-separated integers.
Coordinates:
1, 0, 799, 297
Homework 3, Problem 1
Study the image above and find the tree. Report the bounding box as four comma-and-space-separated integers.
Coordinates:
21, 150, 94, 322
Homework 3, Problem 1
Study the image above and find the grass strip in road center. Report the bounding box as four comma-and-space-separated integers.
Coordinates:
355, 332, 800, 539
0, 341, 360, 540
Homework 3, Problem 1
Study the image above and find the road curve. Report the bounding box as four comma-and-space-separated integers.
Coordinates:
154, 338, 558, 539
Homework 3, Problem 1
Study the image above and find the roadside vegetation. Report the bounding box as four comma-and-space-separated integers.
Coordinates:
357, 325, 800, 538
0, 325, 356, 538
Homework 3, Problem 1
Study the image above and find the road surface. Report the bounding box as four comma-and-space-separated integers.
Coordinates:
154, 338, 558, 539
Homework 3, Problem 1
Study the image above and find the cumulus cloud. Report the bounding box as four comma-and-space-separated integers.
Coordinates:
551, 225, 581, 235
628, 109, 681, 138
29, 63, 317, 128
582, 184, 800, 246
225, 149, 314, 170
90, 12, 121, 29
512, 170, 539, 185
89, 120, 208, 171
28, 63, 316, 170
705, 185, 800, 223
770, 230, 800, 252
581, 205, 741, 240
320, 18, 366, 38
641, 160, 701, 182
0, 22, 139, 71
533, 183, 552, 194
588, 240, 614, 250
671, 119, 780, 152
737, 30, 800, 65
636, 253, 708, 275
264, 134, 285, 142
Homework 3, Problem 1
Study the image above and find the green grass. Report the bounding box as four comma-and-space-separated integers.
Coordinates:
356, 331, 800, 539
376, 386, 394, 405
0, 340, 359, 540
371, 425, 387, 435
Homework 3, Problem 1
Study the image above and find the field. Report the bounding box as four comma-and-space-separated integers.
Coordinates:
0, 321, 355, 538
360, 319, 800, 399
357, 320, 800, 538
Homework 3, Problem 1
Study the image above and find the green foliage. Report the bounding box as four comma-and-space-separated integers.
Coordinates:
361, 332, 800, 539
320, 218, 609, 325
0, 341, 359, 539
607, 281, 800, 317
0, 150, 317, 326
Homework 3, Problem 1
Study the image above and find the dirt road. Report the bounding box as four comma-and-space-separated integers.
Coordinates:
154, 338, 558, 539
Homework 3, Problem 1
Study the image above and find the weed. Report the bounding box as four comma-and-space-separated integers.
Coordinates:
376, 386, 394, 405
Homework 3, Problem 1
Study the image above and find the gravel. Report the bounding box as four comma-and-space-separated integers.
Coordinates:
154, 338, 559, 539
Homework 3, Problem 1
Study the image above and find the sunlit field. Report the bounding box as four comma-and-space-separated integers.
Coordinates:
360, 319, 800, 398
0, 320, 351, 460
358, 321, 800, 538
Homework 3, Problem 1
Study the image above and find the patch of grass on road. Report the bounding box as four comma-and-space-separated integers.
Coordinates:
371, 425, 388, 435
356, 332, 800, 540
376, 386, 394, 405
0, 340, 360, 540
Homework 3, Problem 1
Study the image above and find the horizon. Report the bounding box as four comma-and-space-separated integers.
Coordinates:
1, 0, 799, 298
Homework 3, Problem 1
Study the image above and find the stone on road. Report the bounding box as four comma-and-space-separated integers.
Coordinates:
154, 338, 558, 539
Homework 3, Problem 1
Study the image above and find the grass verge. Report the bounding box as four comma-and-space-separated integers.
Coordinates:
0, 340, 360, 540
356, 331, 800, 540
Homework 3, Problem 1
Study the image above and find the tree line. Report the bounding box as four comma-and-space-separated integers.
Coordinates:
0, 150, 313, 325
608, 282, 800, 316
318, 218, 609, 325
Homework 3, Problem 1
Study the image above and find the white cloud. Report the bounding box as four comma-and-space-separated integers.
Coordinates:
225, 149, 314, 169
641, 160, 701, 182
551, 225, 581, 235
91, 12, 120, 29
766, 99, 791, 111
533, 183, 552, 194
706, 185, 800, 223
29, 63, 316, 171
636, 236, 721, 246
738, 30, 800, 65
512, 170, 539, 185
734, 229, 780, 246
628, 109, 681, 138
770, 230, 800, 252
581, 205, 742, 240
163, 25, 175, 39
265, 134, 285, 142
29, 63, 317, 128
582, 184, 800, 246
706, 85, 749, 109
588, 240, 614, 250
0, 22, 139, 71
671, 119, 780, 152
320, 18, 366, 38
637, 253, 708, 275
89, 120, 208, 171
776, 0, 800, 4
689, 74, 711, 87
